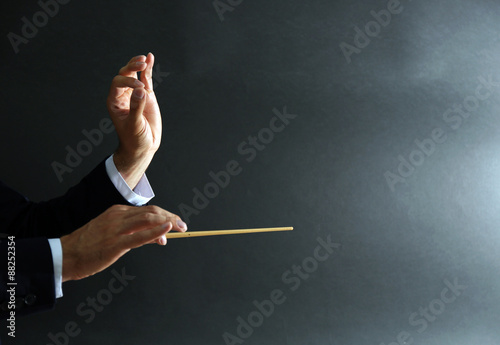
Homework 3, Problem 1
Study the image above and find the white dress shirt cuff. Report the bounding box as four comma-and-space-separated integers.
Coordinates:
48, 238, 63, 298
53, 156, 154, 297
105, 155, 155, 206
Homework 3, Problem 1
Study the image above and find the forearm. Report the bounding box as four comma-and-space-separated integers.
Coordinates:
113, 150, 155, 190
0, 160, 129, 239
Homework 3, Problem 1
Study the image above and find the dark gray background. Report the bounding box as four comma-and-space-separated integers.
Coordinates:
1, 0, 500, 344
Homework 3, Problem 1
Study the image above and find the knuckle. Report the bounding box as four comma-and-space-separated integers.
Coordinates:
166, 211, 180, 220
109, 204, 125, 211
107, 205, 119, 213
138, 212, 155, 223
144, 205, 163, 215
107, 204, 129, 216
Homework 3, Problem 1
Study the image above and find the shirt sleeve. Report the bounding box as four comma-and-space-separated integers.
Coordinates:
50, 156, 155, 300
48, 238, 63, 298
105, 155, 155, 206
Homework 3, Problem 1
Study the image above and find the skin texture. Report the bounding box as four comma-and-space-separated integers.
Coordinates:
60, 53, 187, 282
107, 53, 162, 190
61, 205, 186, 282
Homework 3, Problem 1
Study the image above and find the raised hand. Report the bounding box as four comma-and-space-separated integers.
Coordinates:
106, 53, 162, 189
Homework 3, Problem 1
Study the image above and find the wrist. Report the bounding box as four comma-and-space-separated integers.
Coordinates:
113, 149, 154, 189
60, 233, 79, 283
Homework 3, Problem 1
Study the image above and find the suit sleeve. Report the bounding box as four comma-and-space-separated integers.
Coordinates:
0, 238, 55, 318
0, 157, 135, 318
0, 158, 133, 239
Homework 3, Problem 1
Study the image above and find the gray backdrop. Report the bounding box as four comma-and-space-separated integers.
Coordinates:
2, 0, 500, 344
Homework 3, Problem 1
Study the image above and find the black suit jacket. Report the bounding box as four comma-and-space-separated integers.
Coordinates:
0, 158, 133, 318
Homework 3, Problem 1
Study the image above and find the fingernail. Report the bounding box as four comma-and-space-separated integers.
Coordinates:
134, 79, 144, 87
160, 235, 167, 246
135, 61, 146, 66
177, 219, 188, 231
132, 88, 145, 99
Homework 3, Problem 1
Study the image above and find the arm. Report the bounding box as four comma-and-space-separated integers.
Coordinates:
0, 161, 132, 239
1, 53, 187, 318
0, 205, 187, 318
0, 53, 162, 239
60, 205, 185, 282
0, 238, 55, 318
62, 53, 189, 282
107, 53, 161, 190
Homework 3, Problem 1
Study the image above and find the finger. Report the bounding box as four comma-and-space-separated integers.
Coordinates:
145, 233, 169, 246
131, 206, 188, 233
120, 222, 173, 250
121, 205, 169, 220
148, 237, 166, 245
108, 76, 145, 100
141, 52, 154, 91
153, 224, 170, 246
146, 215, 187, 234
129, 55, 146, 63
157, 234, 168, 246
119, 208, 171, 235
119, 55, 147, 78
111, 75, 145, 90
153, 209, 187, 233
171, 216, 188, 233
154, 216, 187, 244
129, 87, 147, 128
117, 206, 187, 234
125, 211, 188, 236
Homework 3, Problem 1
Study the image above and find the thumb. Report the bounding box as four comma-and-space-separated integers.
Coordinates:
121, 222, 172, 250
129, 87, 147, 129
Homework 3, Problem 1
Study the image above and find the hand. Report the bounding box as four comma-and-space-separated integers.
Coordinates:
106, 53, 161, 189
60, 205, 187, 282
